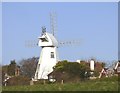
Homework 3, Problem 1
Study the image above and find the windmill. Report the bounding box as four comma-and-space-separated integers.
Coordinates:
25, 12, 80, 81
33, 12, 59, 80
33, 27, 59, 80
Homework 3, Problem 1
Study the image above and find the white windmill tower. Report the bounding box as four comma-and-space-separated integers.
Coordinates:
34, 13, 58, 80
34, 27, 58, 80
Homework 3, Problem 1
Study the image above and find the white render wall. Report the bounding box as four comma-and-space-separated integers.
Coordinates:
34, 47, 58, 79
90, 60, 95, 71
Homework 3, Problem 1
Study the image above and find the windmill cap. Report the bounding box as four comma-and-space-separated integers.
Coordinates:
38, 32, 58, 47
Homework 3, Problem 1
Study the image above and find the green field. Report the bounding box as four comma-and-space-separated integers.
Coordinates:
2, 76, 119, 91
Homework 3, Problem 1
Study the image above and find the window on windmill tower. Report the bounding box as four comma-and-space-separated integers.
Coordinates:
51, 52, 54, 58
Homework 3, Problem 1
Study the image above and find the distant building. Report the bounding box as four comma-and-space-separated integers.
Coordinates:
15, 66, 20, 76
76, 60, 81, 63
76, 59, 103, 72
90, 59, 95, 71
114, 61, 120, 74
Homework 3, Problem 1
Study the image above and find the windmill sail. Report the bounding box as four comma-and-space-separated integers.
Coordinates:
50, 12, 57, 37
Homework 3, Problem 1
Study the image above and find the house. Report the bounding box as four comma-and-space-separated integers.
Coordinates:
15, 66, 20, 76
114, 61, 120, 74
77, 59, 104, 75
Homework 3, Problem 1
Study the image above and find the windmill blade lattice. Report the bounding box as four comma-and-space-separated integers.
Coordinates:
25, 40, 38, 48
58, 40, 81, 47
50, 12, 57, 37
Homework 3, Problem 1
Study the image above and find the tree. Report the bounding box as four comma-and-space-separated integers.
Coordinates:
101, 62, 106, 68
52, 61, 90, 82
19, 57, 38, 78
7, 60, 16, 76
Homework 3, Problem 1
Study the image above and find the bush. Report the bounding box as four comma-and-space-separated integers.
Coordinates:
6, 76, 30, 86
52, 61, 90, 82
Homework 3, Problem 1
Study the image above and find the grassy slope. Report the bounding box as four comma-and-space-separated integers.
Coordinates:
2, 76, 119, 91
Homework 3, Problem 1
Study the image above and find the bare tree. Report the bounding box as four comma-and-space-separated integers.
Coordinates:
19, 57, 39, 78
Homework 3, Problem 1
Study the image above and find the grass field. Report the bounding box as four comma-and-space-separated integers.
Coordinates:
2, 76, 119, 91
